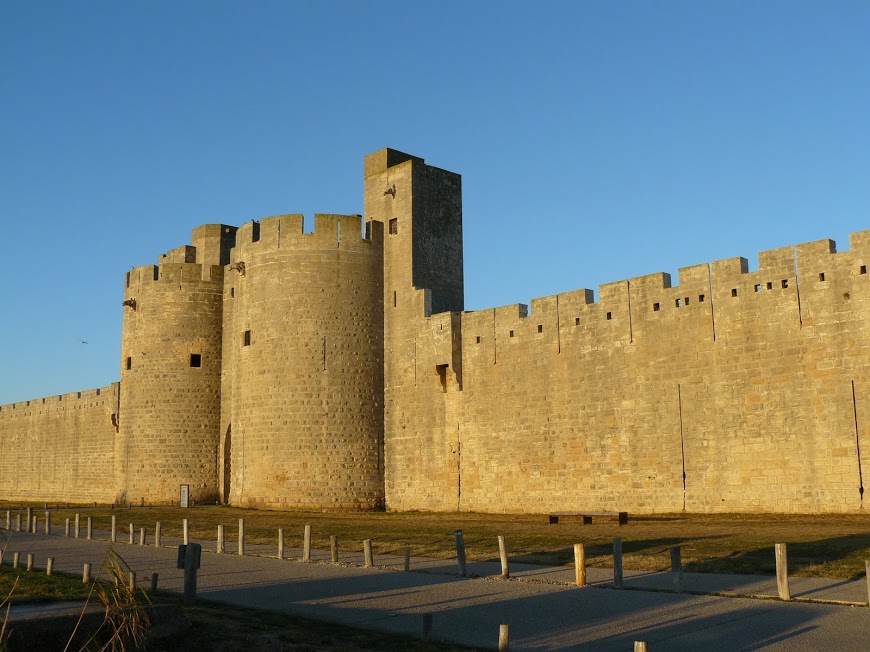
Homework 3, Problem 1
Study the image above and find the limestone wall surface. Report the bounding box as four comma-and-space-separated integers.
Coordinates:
0, 385, 119, 503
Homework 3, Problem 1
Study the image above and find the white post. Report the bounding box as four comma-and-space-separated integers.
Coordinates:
574, 543, 586, 586
44, 510, 51, 535
303, 524, 311, 562
330, 535, 338, 563
238, 518, 245, 556
363, 539, 374, 568
74, 513, 80, 538
46, 557, 54, 576
183, 518, 190, 545
111, 515, 117, 542
65, 518, 70, 537
499, 624, 510, 652
82, 562, 91, 583
129, 523, 134, 545
87, 517, 92, 540
155, 521, 162, 547
139, 527, 146, 545
498, 535, 509, 579
278, 528, 284, 560
217, 524, 224, 554
26, 553, 33, 572
775, 543, 790, 600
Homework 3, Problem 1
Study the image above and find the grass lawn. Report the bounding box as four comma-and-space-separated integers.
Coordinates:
5, 502, 870, 579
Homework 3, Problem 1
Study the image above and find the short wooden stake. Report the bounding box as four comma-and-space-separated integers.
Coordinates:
111, 515, 117, 542
44, 510, 51, 535
150, 573, 159, 593
31, 515, 37, 534
775, 543, 790, 600
82, 562, 91, 583
26, 507, 32, 531
455, 529, 467, 577
74, 513, 80, 538
574, 543, 587, 586
330, 535, 338, 563
613, 538, 624, 589
15, 514, 21, 532
498, 535, 509, 579
217, 524, 224, 554
303, 524, 311, 562
155, 521, 162, 547
363, 539, 374, 568
404, 546, 411, 572
129, 523, 134, 545
87, 517, 92, 540
278, 528, 285, 560
499, 623, 510, 652
12, 553, 19, 569
634, 642, 648, 652
46, 558, 54, 576
671, 545, 683, 593
4, 510, 9, 529
183, 518, 190, 545
26, 553, 33, 571
65, 518, 70, 537
128, 571, 136, 590
421, 613, 433, 642
139, 527, 146, 545
238, 518, 245, 556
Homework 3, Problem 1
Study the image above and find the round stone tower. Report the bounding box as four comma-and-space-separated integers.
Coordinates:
220, 213, 384, 509
118, 238, 229, 505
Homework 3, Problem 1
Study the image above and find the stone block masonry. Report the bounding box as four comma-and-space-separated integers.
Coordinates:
1, 147, 868, 514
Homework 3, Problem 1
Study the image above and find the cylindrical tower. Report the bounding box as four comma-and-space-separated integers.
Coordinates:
119, 253, 225, 504
220, 213, 384, 509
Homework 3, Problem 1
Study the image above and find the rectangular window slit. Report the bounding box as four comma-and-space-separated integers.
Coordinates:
862, 265, 867, 275
766, 282, 773, 290
684, 296, 690, 305
606, 312, 612, 320
653, 303, 660, 311
389, 218, 398, 235
393, 291, 397, 308
476, 336, 481, 344
190, 354, 202, 368
781, 279, 789, 289
509, 330, 514, 338
732, 288, 738, 297
698, 294, 705, 303
537, 324, 543, 333
126, 357, 132, 370
243, 330, 251, 346
819, 272, 826, 282
575, 317, 580, 325
230, 287, 235, 298
754, 284, 762, 293
675, 298, 682, 308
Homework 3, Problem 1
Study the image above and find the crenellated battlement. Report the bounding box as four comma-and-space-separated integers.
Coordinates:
124, 262, 225, 293
0, 383, 118, 415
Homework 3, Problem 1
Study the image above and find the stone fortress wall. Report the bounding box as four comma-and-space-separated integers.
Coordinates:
1, 148, 868, 513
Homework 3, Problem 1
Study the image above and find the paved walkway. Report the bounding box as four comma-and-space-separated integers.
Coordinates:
3, 524, 870, 650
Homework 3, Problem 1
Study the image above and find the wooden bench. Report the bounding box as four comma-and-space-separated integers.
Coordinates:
548, 511, 628, 526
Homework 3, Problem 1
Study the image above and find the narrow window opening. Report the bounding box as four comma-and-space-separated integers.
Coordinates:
389, 218, 398, 235
606, 312, 612, 320
731, 288, 738, 297
476, 336, 481, 344
125, 357, 132, 370
440, 323, 443, 330
653, 303, 660, 311
684, 296, 690, 305
754, 284, 762, 293
575, 317, 580, 325
766, 282, 773, 290
230, 287, 235, 298
393, 291, 397, 308
537, 324, 543, 333
862, 265, 867, 275
243, 330, 251, 346
781, 279, 789, 289
819, 272, 826, 282
698, 294, 706, 303
509, 330, 515, 338
675, 298, 682, 308
190, 354, 202, 368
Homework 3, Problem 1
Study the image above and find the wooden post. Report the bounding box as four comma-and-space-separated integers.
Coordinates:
74, 513, 80, 538
128, 571, 136, 590
155, 521, 162, 547
865, 560, 870, 606
278, 528, 285, 560
421, 613, 433, 642
87, 517, 92, 540
363, 539, 374, 568
111, 515, 117, 543
183, 542, 201, 605
238, 518, 245, 556
671, 545, 683, 593
498, 535, 509, 579
775, 543, 790, 600
46, 558, 54, 576
150, 573, 159, 593
574, 543, 587, 586
129, 523, 134, 545
82, 562, 91, 583
613, 538, 624, 589
44, 510, 51, 535
5, 510, 9, 529
303, 524, 311, 562
217, 524, 224, 554
183, 518, 190, 545
404, 546, 411, 572
455, 530, 467, 577
330, 535, 338, 563
498, 624, 510, 652
139, 528, 146, 545
65, 518, 70, 537
31, 515, 37, 534
26, 507, 32, 532
634, 642, 648, 652
15, 514, 21, 532
12, 553, 19, 569
26, 553, 33, 572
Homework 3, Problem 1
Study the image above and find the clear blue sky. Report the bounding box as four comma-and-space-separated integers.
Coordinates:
2, 1, 869, 404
